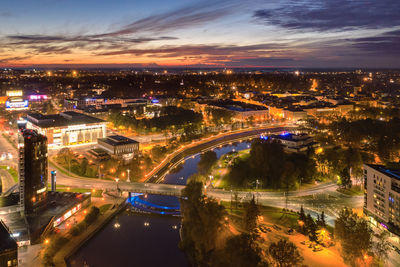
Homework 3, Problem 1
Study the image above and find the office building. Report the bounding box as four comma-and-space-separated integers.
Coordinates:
19, 129, 48, 214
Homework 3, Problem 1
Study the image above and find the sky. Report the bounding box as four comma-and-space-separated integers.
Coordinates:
0, 0, 399, 68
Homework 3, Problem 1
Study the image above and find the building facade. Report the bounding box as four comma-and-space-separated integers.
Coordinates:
364, 164, 400, 235
26, 111, 106, 148
97, 135, 139, 162
268, 133, 319, 152
0, 221, 18, 267
19, 129, 48, 214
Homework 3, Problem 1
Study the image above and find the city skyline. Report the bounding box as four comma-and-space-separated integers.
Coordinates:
1, 0, 400, 68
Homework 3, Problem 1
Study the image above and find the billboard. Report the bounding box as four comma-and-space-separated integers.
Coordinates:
29, 95, 48, 101
5, 100, 29, 110
6, 90, 23, 97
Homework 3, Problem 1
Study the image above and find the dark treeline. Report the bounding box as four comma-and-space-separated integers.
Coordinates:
109, 106, 203, 132
330, 117, 400, 162
228, 139, 317, 190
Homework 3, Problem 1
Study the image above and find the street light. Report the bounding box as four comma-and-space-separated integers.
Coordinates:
115, 178, 119, 191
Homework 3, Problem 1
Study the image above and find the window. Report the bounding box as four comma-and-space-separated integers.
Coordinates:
7, 260, 11, 267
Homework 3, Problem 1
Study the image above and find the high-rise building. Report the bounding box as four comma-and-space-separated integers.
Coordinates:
363, 164, 400, 235
0, 220, 18, 267
19, 129, 48, 214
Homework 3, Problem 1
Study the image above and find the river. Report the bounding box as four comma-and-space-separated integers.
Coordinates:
68, 141, 251, 267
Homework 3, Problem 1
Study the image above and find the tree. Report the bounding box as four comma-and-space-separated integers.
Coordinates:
180, 181, 228, 266
223, 233, 265, 267
243, 195, 260, 233
319, 211, 327, 228
298, 206, 306, 234
335, 208, 372, 264
306, 214, 317, 242
268, 239, 303, 267
339, 167, 352, 189
198, 151, 218, 174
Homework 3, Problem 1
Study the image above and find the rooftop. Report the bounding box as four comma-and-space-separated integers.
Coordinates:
27, 111, 105, 128
366, 164, 400, 181
98, 135, 139, 147
0, 220, 17, 252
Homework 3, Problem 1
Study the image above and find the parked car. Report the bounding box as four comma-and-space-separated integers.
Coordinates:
313, 244, 323, 252
272, 224, 282, 230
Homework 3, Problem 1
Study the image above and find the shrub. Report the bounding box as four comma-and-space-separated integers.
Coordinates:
69, 221, 87, 236
84, 206, 100, 225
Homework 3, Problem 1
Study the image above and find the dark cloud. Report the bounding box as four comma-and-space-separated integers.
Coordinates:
6, 34, 177, 45
0, 56, 31, 63
96, 1, 239, 37
2, 34, 178, 56
98, 43, 286, 57
352, 30, 400, 55
254, 0, 400, 31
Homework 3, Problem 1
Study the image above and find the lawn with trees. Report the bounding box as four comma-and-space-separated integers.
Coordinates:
226, 139, 317, 190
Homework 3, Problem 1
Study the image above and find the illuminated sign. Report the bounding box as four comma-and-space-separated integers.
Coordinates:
6, 100, 29, 110
29, 95, 48, 101
36, 187, 46, 194
53, 203, 82, 227
6, 90, 23, 97
151, 99, 159, 104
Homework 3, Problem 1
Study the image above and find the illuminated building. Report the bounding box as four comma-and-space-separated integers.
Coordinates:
19, 129, 48, 214
98, 135, 139, 162
64, 97, 148, 110
0, 221, 17, 267
364, 164, 400, 236
26, 111, 106, 147
267, 133, 319, 152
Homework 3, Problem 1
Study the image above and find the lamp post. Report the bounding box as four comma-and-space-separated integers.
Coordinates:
115, 178, 120, 192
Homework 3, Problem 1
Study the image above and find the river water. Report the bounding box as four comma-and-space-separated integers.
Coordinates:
68, 141, 251, 267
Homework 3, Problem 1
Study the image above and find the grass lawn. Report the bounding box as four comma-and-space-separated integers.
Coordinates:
337, 185, 364, 196
221, 201, 299, 229
55, 185, 103, 197
0, 165, 18, 183
99, 203, 112, 213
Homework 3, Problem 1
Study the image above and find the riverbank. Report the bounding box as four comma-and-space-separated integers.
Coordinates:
52, 198, 126, 267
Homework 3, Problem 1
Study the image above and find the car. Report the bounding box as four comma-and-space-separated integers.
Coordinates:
272, 224, 282, 230
0, 153, 6, 161
313, 245, 323, 252
259, 226, 268, 233
7, 152, 12, 160
287, 228, 294, 234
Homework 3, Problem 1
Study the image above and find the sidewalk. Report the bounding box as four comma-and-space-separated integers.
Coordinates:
52, 198, 126, 267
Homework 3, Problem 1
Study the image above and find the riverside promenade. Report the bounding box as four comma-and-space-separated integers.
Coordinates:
52, 198, 126, 267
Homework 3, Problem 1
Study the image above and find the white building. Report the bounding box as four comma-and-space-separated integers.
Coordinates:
26, 112, 106, 148
364, 164, 400, 236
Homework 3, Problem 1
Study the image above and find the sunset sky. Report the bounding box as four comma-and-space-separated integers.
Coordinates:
1, 0, 399, 68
